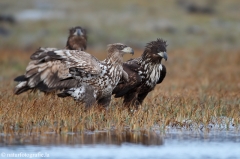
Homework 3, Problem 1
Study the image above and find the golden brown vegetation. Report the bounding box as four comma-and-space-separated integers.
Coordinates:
0, 49, 239, 136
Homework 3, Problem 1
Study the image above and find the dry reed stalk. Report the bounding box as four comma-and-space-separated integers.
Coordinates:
0, 49, 239, 134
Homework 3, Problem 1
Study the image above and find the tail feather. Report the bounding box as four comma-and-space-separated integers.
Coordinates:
57, 90, 70, 98
14, 81, 30, 95
57, 86, 96, 108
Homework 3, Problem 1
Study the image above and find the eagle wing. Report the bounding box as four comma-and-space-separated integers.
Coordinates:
125, 57, 141, 70
113, 59, 142, 98
14, 48, 102, 95
15, 48, 100, 94
113, 58, 166, 98
157, 64, 166, 84
14, 61, 79, 94
30, 47, 58, 61
47, 50, 101, 75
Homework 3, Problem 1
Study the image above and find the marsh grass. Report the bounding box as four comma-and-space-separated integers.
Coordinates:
0, 49, 239, 136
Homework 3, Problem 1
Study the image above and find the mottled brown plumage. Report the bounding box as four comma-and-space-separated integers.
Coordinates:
57, 43, 134, 107
66, 26, 87, 51
112, 39, 168, 107
14, 26, 87, 95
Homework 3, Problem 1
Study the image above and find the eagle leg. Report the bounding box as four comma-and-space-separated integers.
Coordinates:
97, 96, 111, 107
83, 85, 97, 108
84, 98, 96, 108
137, 92, 149, 106
123, 92, 138, 107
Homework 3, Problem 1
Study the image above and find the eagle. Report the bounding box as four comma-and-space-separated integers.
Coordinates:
66, 26, 87, 51
14, 26, 87, 95
112, 39, 167, 107
57, 43, 134, 107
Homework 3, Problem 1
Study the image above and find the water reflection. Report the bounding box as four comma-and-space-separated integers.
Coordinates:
1, 130, 240, 159
0, 131, 163, 146
164, 129, 240, 142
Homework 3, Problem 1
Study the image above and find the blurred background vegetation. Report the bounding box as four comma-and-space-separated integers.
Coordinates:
0, 0, 240, 51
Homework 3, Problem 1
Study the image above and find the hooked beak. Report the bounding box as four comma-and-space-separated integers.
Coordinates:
121, 46, 134, 55
158, 51, 168, 61
74, 29, 83, 36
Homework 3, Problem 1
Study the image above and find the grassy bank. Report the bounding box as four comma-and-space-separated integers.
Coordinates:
0, 49, 239, 135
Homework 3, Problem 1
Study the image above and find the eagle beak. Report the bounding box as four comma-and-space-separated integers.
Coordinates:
158, 52, 168, 61
121, 47, 134, 55
75, 29, 83, 36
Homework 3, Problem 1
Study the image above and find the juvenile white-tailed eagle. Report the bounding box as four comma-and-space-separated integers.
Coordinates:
57, 43, 134, 107
66, 26, 87, 51
112, 39, 167, 107
14, 26, 87, 95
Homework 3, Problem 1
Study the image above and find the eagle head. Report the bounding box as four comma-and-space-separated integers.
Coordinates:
143, 38, 168, 62
66, 26, 87, 51
107, 43, 134, 56
69, 26, 87, 38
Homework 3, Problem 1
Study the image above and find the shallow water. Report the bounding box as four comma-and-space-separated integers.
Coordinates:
0, 129, 240, 159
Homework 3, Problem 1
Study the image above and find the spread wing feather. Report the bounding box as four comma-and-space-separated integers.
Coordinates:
14, 48, 103, 94
14, 48, 96, 94
14, 59, 78, 94
47, 50, 102, 74
30, 47, 58, 60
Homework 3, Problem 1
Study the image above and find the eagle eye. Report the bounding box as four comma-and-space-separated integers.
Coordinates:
119, 45, 125, 50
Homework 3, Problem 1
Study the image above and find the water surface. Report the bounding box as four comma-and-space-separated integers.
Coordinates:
1, 129, 239, 159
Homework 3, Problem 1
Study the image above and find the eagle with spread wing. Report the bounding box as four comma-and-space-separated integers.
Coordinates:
112, 39, 167, 107
53, 43, 134, 107
14, 26, 87, 95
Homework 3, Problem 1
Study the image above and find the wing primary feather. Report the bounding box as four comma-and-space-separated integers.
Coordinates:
60, 77, 74, 81
14, 75, 27, 82
47, 51, 63, 60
